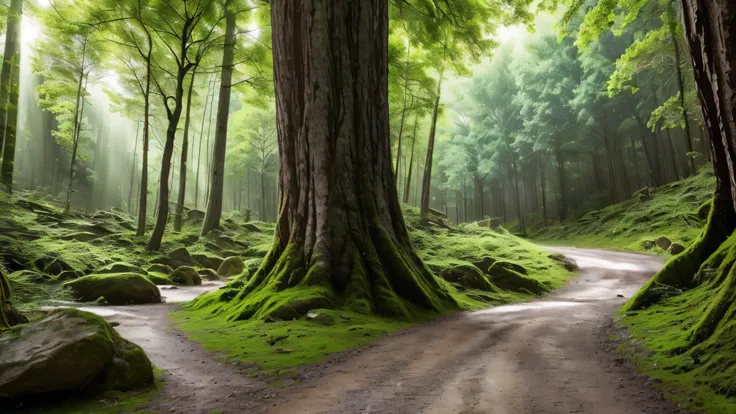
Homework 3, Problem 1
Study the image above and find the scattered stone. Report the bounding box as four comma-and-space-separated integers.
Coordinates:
167, 247, 194, 266
198, 269, 219, 281
192, 254, 225, 271
186, 209, 206, 222
218, 256, 245, 278
655, 236, 672, 251
439, 265, 495, 291
668, 243, 686, 255
0, 309, 153, 399
147, 263, 174, 275
617, 294, 624, 298
98, 262, 147, 276
64, 273, 161, 305
170, 266, 202, 286
340, 314, 351, 320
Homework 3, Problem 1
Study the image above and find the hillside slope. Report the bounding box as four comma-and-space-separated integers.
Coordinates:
533, 170, 715, 252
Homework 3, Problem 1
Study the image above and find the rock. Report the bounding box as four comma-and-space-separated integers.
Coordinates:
0, 308, 153, 400
167, 247, 194, 266
1, 302, 28, 326
61, 232, 102, 242
64, 273, 161, 305
655, 236, 672, 251
147, 263, 174, 275
487, 263, 548, 295
34, 256, 73, 276
669, 243, 686, 255
641, 240, 656, 250
98, 262, 148, 276
439, 265, 495, 291
192, 254, 224, 271
8, 270, 50, 284
340, 314, 351, 320
145, 273, 174, 286
170, 266, 202, 286
198, 269, 219, 281
472, 256, 497, 273
306, 312, 335, 326
187, 209, 206, 222
244, 223, 262, 233
150, 256, 178, 269
547, 254, 578, 271
218, 256, 245, 277
493, 261, 528, 275
57, 270, 84, 281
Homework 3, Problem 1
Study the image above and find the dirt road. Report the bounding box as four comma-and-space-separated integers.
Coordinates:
268, 247, 685, 414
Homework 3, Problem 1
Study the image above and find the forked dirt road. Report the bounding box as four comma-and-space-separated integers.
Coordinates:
268, 247, 686, 414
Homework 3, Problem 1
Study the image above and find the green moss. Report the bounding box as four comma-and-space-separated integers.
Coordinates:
64, 273, 161, 305
144, 272, 174, 285
532, 169, 715, 252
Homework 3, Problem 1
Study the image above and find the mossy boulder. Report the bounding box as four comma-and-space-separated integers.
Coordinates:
655, 236, 672, 250
170, 266, 202, 286
198, 269, 219, 281
63, 273, 161, 305
186, 209, 205, 222
217, 256, 245, 277
167, 247, 194, 267
192, 253, 224, 271
0, 308, 153, 400
146, 263, 173, 275
57, 270, 84, 281
98, 262, 147, 276
487, 263, 548, 295
145, 273, 174, 285
439, 265, 495, 291
668, 243, 686, 255
492, 260, 528, 275
641, 240, 656, 250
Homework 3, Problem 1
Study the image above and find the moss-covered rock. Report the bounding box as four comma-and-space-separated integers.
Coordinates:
170, 266, 202, 286
471, 256, 497, 273
146, 263, 173, 275
63, 273, 161, 305
167, 247, 194, 266
669, 243, 686, 255
8, 270, 50, 284
0, 308, 153, 400
487, 263, 548, 295
145, 272, 174, 285
492, 260, 528, 275
98, 262, 147, 275
439, 265, 495, 291
192, 254, 224, 271
198, 268, 219, 281
57, 269, 84, 281
655, 236, 672, 251
217, 256, 245, 277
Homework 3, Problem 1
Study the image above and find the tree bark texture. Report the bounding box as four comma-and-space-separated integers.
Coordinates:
174, 68, 197, 232
0, 0, 22, 193
228, 0, 454, 321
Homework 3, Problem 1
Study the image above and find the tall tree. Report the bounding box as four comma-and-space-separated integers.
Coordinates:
0, 0, 23, 193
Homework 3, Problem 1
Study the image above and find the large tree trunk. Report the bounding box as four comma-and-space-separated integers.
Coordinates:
0, 0, 22, 193
174, 69, 197, 232
202, 9, 236, 236
625, 0, 736, 347
419, 76, 442, 219
227, 0, 454, 321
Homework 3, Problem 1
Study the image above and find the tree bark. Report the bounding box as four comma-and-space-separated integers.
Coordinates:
671, 22, 697, 175
195, 77, 214, 210
136, 39, 153, 237
539, 152, 548, 226
403, 117, 417, 204
556, 147, 567, 221
0, 0, 22, 194
231, 0, 454, 320
202, 8, 236, 236
174, 68, 197, 232
419, 75, 442, 219
65, 63, 88, 215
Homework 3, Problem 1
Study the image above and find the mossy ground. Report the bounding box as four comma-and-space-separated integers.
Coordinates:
172, 206, 573, 378
532, 169, 715, 252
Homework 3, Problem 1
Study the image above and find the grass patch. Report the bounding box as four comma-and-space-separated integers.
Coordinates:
532, 169, 715, 252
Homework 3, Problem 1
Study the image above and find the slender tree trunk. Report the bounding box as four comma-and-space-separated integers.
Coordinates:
602, 126, 617, 203
65, 64, 88, 215
666, 128, 681, 180
394, 86, 410, 184
127, 124, 141, 213
204, 81, 217, 205
419, 75, 443, 219
0, 0, 22, 193
671, 22, 697, 175
174, 68, 197, 232
556, 147, 567, 221
228, 0, 453, 319
202, 9, 236, 236
539, 153, 548, 226
403, 117, 417, 204
136, 47, 152, 237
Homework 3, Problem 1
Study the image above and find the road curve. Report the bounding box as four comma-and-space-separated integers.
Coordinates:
267, 247, 685, 414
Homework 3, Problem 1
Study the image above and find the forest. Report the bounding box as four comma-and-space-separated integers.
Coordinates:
0, 0, 735, 413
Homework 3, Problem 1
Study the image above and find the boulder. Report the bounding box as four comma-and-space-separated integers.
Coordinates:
472, 256, 497, 273
187, 209, 206, 222
198, 269, 219, 281
244, 223, 262, 233
170, 266, 202, 286
98, 262, 147, 276
487, 263, 548, 295
167, 247, 194, 267
192, 253, 224, 271
0, 308, 153, 401
57, 270, 84, 281
150, 256, 178, 269
306, 312, 335, 326
63, 273, 161, 305
492, 261, 528, 275
655, 236, 672, 251
439, 265, 495, 291
547, 254, 578, 271
147, 263, 174, 275
145, 273, 174, 286
217, 256, 245, 277
61, 232, 102, 242
669, 243, 686, 255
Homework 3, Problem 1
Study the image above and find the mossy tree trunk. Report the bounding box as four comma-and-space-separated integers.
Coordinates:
232, 0, 455, 321
0, 0, 22, 194
624, 0, 736, 347
174, 68, 197, 232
